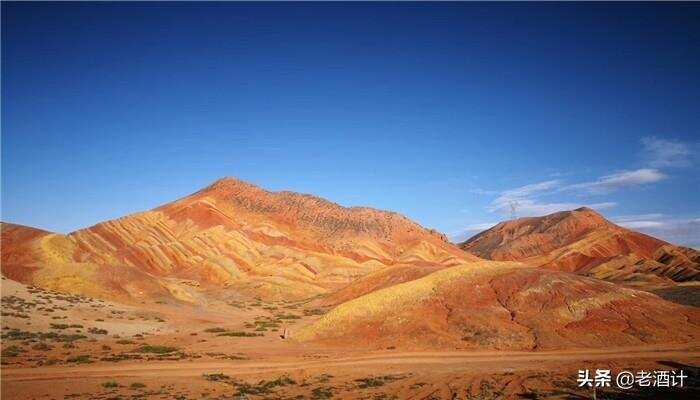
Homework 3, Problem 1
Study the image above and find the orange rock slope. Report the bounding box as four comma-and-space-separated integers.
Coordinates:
298, 261, 700, 350
460, 207, 700, 288
1, 177, 477, 303
3, 181, 699, 351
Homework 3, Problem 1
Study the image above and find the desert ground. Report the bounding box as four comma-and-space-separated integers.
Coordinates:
2, 277, 698, 400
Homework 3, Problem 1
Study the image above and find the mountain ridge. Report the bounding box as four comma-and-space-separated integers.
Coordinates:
460, 207, 699, 288
1, 177, 476, 304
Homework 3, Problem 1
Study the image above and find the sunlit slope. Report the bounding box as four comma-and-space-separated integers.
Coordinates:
0, 223, 171, 302
1, 177, 479, 303
460, 207, 699, 288
318, 263, 444, 307
297, 261, 700, 350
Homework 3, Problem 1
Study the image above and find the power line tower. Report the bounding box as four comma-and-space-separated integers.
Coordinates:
509, 200, 519, 220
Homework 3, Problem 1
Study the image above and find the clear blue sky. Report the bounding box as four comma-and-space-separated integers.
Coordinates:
2, 3, 699, 246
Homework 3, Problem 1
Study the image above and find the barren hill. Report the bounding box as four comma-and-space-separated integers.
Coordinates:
297, 261, 700, 350
459, 207, 700, 288
1, 177, 477, 303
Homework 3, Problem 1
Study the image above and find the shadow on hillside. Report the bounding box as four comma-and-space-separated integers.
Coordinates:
651, 286, 700, 307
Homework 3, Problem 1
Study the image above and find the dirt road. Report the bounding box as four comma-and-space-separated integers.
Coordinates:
4, 344, 698, 382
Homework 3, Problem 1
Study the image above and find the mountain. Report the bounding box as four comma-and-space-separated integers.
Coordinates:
298, 261, 700, 350
1, 177, 477, 303
4, 180, 699, 352
459, 207, 700, 289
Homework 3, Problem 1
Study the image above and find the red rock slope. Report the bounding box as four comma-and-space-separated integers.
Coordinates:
298, 261, 700, 350
1, 177, 477, 303
460, 207, 699, 288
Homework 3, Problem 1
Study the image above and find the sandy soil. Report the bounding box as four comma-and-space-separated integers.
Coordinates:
2, 346, 699, 399
2, 278, 699, 399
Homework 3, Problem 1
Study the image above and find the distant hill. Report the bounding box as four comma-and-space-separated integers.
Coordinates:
460, 207, 699, 289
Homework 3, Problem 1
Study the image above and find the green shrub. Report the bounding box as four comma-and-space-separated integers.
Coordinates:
134, 345, 178, 354
1, 345, 24, 357
203, 373, 229, 381
67, 355, 92, 364
216, 331, 262, 337
312, 386, 334, 399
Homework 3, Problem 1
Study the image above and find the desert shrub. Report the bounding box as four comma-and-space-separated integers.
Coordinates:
203, 327, 227, 333
356, 377, 386, 388
217, 331, 262, 337
312, 387, 334, 399
102, 381, 118, 388
275, 314, 301, 320
2, 345, 24, 357
203, 373, 229, 381
234, 376, 296, 396
134, 345, 178, 354
50, 323, 80, 329
66, 355, 91, 364
130, 382, 146, 389
355, 375, 404, 389
59, 334, 87, 342
100, 353, 143, 362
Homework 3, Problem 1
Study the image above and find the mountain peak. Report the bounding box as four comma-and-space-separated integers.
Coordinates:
460, 208, 622, 261
567, 206, 609, 225
458, 207, 700, 287
162, 176, 470, 259
207, 176, 257, 190
571, 206, 605, 217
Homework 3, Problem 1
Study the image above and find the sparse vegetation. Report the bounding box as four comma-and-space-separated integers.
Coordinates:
275, 313, 301, 320
203, 373, 229, 382
355, 375, 405, 389
217, 331, 262, 337
135, 345, 178, 354
312, 386, 334, 399
1, 329, 86, 343
233, 376, 297, 396
50, 323, 83, 330
102, 381, 118, 388
100, 353, 143, 362
66, 355, 92, 364
303, 308, 326, 316
2, 345, 24, 357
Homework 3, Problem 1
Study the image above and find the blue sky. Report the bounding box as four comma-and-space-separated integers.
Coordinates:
2, 3, 699, 246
